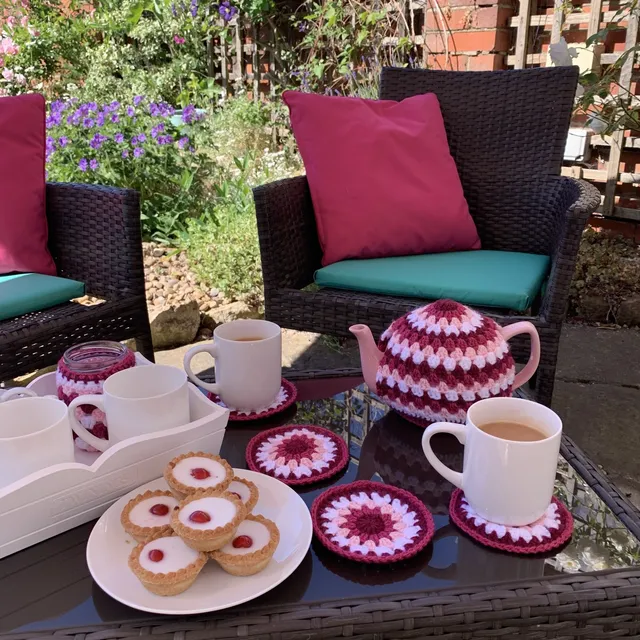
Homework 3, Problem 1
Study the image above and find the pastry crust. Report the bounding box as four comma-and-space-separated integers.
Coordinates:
227, 476, 259, 513
128, 531, 207, 596
210, 514, 280, 576
171, 489, 247, 552
164, 451, 233, 500
121, 489, 177, 542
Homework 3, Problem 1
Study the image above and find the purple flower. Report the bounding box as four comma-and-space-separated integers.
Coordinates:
83, 117, 94, 128
122, 149, 129, 158
156, 134, 174, 145
173, 35, 185, 44
89, 159, 99, 170
78, 158, 89, 172
114, 133, 125, 143
90, 133, 108, 149
171, 2, 177, 15
190, 0, 197, 17
87, 102, 98, 112
218, 1, 237, 21
111, 113, 120, 123
134, 147, 144, 158
50, 99, 65, 113
96, 112, 106, 127
178, 136, 190, 149
151, 123, 165, 138
133, 95, 144, 106
137, 133, 147, 143
131, 135, 138, 146
182, 104, 196, 123
126, 106, 135, 117
58, 136, 69, 147
298, 21, 308, 32
46, 113, 61, 129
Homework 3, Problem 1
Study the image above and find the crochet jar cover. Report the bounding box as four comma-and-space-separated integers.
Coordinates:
376, 299, 516, 425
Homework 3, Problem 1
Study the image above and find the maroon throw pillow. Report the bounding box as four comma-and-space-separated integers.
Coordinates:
0, 93, 56, 275
283, 90, 480, 266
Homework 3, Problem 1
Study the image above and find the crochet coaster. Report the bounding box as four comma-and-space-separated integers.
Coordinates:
207, 378, 297, 421
311, 480, 435, 564
449, 489, 573, 555
246, 424, 349, 485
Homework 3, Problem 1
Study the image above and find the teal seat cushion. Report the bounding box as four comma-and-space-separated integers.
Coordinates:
0, 273, 85, 321
314, 250, 551, 312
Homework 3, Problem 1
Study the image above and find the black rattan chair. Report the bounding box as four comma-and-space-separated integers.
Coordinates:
0, 183, 154, 382
253, 66, 601, 405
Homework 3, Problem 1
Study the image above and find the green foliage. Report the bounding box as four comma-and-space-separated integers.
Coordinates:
46, 98, 218, 242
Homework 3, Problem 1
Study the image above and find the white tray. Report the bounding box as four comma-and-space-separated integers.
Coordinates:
0, 354, 229, 559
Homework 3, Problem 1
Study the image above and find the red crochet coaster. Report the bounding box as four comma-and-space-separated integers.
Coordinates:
207, 378, 297, 422
449, 488, 573, 555
311, 480, 435, 564
246, 424, 349, 486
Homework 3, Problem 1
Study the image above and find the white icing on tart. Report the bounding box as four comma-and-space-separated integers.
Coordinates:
227, 480, 251, 503
219, 519, 271, 556
138, 536, 201, 573
128, 495, 178, 528
171, 456, 228, 489
178, 496, 237, 530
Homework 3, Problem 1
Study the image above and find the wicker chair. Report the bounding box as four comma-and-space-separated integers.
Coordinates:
0, 183, 154, 382
253, 66, 601, 405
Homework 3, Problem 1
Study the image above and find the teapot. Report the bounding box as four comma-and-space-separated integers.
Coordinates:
350, 299, 540, 426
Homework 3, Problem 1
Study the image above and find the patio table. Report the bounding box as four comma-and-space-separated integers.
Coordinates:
2, 369, 640, 639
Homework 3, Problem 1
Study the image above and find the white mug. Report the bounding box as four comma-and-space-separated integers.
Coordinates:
184, 319, 281, 412
68, 365, 190, 452
422, 397, 562, 526
0, 396, 75, 488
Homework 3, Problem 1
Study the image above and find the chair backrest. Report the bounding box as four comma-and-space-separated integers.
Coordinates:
379, 66, 579, 254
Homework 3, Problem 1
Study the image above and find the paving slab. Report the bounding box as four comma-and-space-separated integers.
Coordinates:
557, 325, 640, 387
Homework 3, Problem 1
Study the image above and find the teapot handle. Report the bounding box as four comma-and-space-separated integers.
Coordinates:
499, 322, 540, 390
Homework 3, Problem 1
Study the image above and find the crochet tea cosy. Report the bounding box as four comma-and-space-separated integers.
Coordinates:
376, 299, 516, 425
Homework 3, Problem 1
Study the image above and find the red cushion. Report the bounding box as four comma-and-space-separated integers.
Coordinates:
283, 91, 480, 266
0, 93, 56, 276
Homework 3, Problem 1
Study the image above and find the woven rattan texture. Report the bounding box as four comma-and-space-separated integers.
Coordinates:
0, 183, 154, 381
253, 68, 601, 406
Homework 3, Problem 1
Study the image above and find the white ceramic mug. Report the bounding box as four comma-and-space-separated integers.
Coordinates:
0, 396, 75, 488
68, 365, 190, 452
421, 397, 562, 526
184, 319, 282, 412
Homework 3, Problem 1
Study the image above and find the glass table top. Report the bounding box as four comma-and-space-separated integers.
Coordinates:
1, 377, 638, 633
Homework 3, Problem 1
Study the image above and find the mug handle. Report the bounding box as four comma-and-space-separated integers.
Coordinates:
0, 388, 39, 402
183, 343, 220, 394
500, 321, 541, 390
68, 394, 109, 452
421, 423, 467, 489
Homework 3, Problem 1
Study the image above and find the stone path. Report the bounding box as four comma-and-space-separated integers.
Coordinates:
156, 323, 640, 508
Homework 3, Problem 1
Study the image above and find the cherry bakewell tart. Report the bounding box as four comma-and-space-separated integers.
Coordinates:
164, 452, 233, 500
121, 490, 179, 542
128, 531, 206, 596
226, 477, 259, 513
171, 489, 247, 552
210, 514, 280, 576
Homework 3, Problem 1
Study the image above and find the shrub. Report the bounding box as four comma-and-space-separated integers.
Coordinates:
45, 97, 218, 242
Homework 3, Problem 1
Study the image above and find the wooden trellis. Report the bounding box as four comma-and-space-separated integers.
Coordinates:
512, 0, 640, 222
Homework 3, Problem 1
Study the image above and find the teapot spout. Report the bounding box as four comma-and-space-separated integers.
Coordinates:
349, 324, 384, 391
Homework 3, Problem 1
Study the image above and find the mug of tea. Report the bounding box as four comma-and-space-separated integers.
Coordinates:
184, 319, 282, 413
421, 397, 562, 526
0, 396, 75, 488
67, 365, 190, 452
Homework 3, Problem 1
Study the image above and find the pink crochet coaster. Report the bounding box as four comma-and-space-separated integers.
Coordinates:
246, 424, 349, 486
312, 480, 435, 564
449, 489, 573, 555
207, 378, 297, 422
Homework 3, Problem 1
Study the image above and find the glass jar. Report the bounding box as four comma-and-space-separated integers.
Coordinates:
56, 341, 136, 451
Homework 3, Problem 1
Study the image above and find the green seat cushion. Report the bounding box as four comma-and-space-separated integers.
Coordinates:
314, 250, 551, 312
0, 273, 85, 322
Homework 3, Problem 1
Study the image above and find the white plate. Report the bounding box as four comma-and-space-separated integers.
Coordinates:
86, 469, 312, 615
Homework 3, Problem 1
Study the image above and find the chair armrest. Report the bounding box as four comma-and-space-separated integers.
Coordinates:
46, 183, 145, 300
540, 177, 601, 323
253, 175, 322, 294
